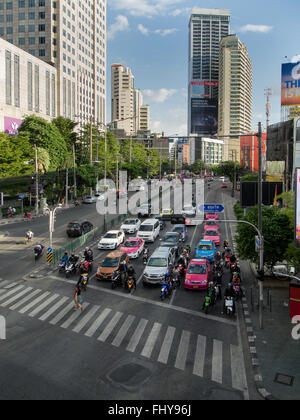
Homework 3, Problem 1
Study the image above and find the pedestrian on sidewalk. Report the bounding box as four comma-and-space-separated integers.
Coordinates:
73, 285, 83, 312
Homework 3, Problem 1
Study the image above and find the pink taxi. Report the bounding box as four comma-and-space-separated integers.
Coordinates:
204, 220, 220, 230
184, 259, 211, 290
203, 227, 220, 246
120, 237, 145, 259
205, 213, 219, 221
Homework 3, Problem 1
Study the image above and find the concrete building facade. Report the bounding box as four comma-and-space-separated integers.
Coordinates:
188, 8, 230, 136
0, 36, 57, 133
218, 34, 252, 162
0, 0, 107, 128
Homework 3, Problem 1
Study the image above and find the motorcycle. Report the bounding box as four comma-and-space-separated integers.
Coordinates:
34, 246, 44, 261
78, 273, 89, 291
230, 262, 240, 273
80, 259, 93, 273
225, 256, 231, 269
225, 297, 235, 316
111, 272, 123, 289
143, 249, 149, 265
59, 260, 68, 273
160, 281, 172, 301
74, 200, 80, 207
203, 295, 212, 314
126, 276, 135, 293
65, 261, 78, 278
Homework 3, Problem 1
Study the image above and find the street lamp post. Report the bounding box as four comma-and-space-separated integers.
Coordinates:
47, 204, 62, 249
35, 145, 39, 215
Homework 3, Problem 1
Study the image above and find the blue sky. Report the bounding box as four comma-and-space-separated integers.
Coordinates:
106, 0, 300, 136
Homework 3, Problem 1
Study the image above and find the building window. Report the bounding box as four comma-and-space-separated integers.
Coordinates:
46, 70, 50, 115
14, 55, 20, 107
35, 65, 39, 112
28, 62, 33, 111
5, 50, 12, 105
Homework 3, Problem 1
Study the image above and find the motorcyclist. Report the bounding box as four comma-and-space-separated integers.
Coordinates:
222, 284, 236, 315
127, 265, 136, 289
69, 253, 79, 267
84, 247, 93, 262
143, 246, 149, 263
61, 251, 70, 264
223, 239, 229, 249
222, 247, 232, 260
26, 230, 34, 242
34, 244, 44, 255
172, 266, 180, 288
178, 254, 187, 269
120, 259, 128, 286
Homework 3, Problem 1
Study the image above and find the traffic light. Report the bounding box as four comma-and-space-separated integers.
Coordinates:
257, 269, 265, 282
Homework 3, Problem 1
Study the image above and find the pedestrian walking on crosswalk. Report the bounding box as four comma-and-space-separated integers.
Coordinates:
73, 286, 83, 312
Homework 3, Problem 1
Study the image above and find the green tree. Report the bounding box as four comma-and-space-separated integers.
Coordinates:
241, 173, 258, 182
52, 117, 78, 149
191, 159, 206, 175
18, 115, 69, 171
215, 161, 242, 183
235, 206, 293, 270
0, 133, 34, 177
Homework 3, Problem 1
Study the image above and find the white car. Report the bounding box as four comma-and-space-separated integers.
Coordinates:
182, 204, 196, 217
95, 193, 105, 201
120, 218, 141, 234
98, 230, 125, 250
83, 196, 98, 204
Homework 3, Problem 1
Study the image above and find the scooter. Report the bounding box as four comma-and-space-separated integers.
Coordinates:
34, 246, 44, 261
160, 281, 172, 301
127, 276, 135, 293
65, 261, 78, 278
203, 295, 212, 314
59, 260, 67, 273
225, 297, 234, 316
111, 272, 123, 290
78, 273, 89, 291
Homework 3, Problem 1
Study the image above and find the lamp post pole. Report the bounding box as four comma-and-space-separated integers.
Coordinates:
35, 145, 39, 215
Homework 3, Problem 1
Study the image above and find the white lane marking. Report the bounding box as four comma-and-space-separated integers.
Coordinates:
72, 305, 100, 334
61, 303, 90, 329
97, 311, 123, 342
39, 297, 69, 321
1, 287, 33, 307
49, 301, 74, 325
84, 308, 112, 338
193, 334, 207, 378
157, 326, 176, 365
126, 318, 148, 353
212, 339, 223, 384
111, 314, 136, 348
230, 344, 248, 392
175, 330, 191, 371
28, 294, 60, 317
140, 322, 162, 359
0, 285, 25, 302
10, 289, 42, 310
19, 292, 51, 314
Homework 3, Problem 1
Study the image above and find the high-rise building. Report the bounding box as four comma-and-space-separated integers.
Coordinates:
111, 64, 150, 135
188, 8, 230, 136
218, 34, 252, 161
0, 0, 107, 128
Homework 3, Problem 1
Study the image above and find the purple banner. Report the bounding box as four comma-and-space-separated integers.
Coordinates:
4, 117, 22, 135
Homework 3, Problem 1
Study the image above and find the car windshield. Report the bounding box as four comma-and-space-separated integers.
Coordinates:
174, 227, 183, 233
205, 221, 217, 226
163, 236, 177, 243
148, 257, 167, 267
207, 213, 216, 216
101, 257, 119, 267
139, 225, 153, 232
68, 223, 79, 228
198, 244, 213, 251
205, 230, 218, 236
162, 209, 171, 214
123, 241, 138, 248
188, 265, 206, 275
123, 220, 136, 225
103, 233, 117, 239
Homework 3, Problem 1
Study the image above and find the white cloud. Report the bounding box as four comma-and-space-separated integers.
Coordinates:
154, 28, 178, 36
239, 24, 273, 33
137, 24, 149, 36
109, 0, 184, 17
143, 88, 178, 103
107, 15, 129, 40
170, 7, 192, 17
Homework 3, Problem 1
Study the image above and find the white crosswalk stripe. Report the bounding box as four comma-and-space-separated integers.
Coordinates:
85, 308, 112, 338
72, 305, 100, 334
112, 314, 135, 348
1, 287, 33, 308
97, 311, 123, 342
0, 285, 248, 392
28, 294, 60, 318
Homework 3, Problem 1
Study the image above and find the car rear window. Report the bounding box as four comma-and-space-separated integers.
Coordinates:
68, 223, 80, 228
101, 257, 119, 267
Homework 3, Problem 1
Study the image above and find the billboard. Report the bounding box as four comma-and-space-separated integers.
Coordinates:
281, 62, 300, 107
191, 98, 218, 136
4, 117, 22, 135
295, 168, 300, 248
240, 182, 283, 208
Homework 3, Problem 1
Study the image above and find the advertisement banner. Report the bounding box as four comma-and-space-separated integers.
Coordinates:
295, 168, 300, 248
281, 62, 300, 107
4, 117, 22, 135
191, 98, 218, 136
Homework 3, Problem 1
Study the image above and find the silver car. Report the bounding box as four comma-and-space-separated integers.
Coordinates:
143, 248, 174, 286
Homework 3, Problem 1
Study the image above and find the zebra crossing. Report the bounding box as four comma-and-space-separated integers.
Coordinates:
0, 280, 247, 392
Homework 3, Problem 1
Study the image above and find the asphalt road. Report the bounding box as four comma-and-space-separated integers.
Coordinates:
0, 180, 260, 400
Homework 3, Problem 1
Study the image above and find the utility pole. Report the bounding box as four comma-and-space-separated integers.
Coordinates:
35, 145, 39, 215
72, 143, 77, 200
65, 167, 69, 207
258, 121, 264, 329
89, 116, 93, 196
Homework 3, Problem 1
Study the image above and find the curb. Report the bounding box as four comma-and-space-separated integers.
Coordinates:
228, 203, 277, 400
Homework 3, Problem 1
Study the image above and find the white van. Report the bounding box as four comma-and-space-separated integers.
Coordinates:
137, 219, 160, 243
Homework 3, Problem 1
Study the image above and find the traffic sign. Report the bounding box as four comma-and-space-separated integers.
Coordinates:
47, 247, 53, 254
47, 248, 53, 264
18, 194, 26, 199
199, 204, 224, 213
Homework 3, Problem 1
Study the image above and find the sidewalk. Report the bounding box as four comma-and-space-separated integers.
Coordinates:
223, 190, 300, 400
